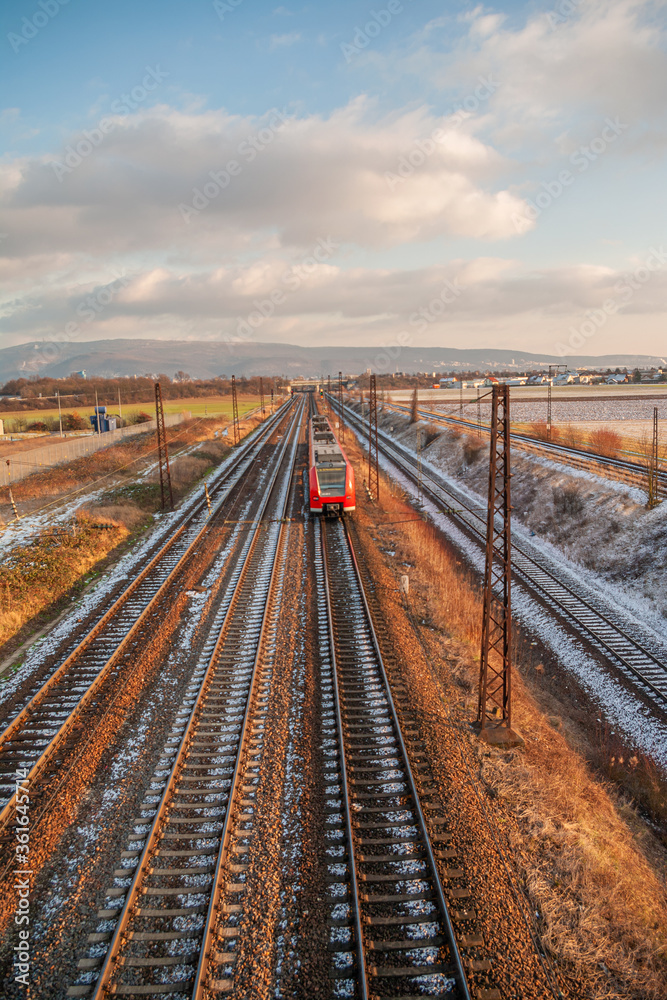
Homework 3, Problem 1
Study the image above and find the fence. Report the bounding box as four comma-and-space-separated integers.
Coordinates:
0, 412, 189, 488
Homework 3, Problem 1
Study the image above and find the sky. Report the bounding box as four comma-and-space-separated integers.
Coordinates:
1, 0, 667, 366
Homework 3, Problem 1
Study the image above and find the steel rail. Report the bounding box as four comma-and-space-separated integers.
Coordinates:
319, 516, 369, 999
384, 400, 666, 493
320, 515, 472, 1000
192, 403, 302, 999
344, 403, 667, 707
0, 401, 294, 835
86, 397, 303, 999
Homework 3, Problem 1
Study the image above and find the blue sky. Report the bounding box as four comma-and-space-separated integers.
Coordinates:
2, 0, 667, 363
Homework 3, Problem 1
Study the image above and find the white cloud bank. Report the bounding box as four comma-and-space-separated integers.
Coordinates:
2, 0, 667, 356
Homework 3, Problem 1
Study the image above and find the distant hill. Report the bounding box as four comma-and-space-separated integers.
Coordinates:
1, 338, 665, 382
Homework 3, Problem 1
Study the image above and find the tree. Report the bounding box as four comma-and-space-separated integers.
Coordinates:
410, 387, 419, 423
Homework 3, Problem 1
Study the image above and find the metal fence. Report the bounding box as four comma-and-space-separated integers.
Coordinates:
0, 412, 188, 487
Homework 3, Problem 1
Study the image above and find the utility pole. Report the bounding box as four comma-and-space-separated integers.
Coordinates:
459, 378, 463, 416
368, 373, 379, 500
647, 406, 662, 509
94, 389, 101, 435
477, 386, 481, 433
476, 384, 522, 746
547, 364, 567, 440
57, 391, 63, 437
6, 461, 19, 520
259, 377, 265, 417
231, 375, 240, 445
154, 382, 174, 510
338, 371, 345, 442
117, 387, 122, 427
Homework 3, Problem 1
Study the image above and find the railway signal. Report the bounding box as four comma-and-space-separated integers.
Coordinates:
231, 374, 241, 445
259, 376, 265, 417
154, 381, 174, 510
476, 384, 522, 745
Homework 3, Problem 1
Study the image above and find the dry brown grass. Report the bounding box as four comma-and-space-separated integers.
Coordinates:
168, 455, 210, 486
343, 435, 667, 997
0, 412, 264, 653
0, 412, 254, 517
81, 503, 146, 530
0, 512, 131, 651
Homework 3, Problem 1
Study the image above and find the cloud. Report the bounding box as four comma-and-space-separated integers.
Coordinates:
5, 253, 667, 356
0, 98, 529, 262
269, 31, 302, 49
373, 0, 667, 151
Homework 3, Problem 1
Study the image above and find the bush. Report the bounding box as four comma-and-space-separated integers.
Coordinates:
462, 435, 485, 464
423, 423, 440, 447
63, 411, 89, 431
528, 420, 552, 442
129, 411, 153, 425
589, 427, 622, 458
552, 483, 585, 516
560, 423, 584, 449
27, 421, 49, 432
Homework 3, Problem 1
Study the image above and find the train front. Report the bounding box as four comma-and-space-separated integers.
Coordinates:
309, 416, 355, 515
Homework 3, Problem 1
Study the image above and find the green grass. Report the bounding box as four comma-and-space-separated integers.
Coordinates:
0, 395, 261, 428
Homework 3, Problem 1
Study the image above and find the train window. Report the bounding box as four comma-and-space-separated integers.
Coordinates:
317, 468, 346, 493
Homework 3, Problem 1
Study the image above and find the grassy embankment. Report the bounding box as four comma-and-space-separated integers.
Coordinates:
0, 408, 264, 662
0, 395, 261, 433
342, 426, 667, 998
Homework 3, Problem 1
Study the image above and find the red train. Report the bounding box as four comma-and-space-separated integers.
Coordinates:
308, 413, 355, 515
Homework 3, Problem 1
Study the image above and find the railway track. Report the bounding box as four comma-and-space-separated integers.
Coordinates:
67, 396, 304, 998
343, 403, 667, 710
317, 516, 484, 1000
384, 400, 666, 495
0, 401, 294, 838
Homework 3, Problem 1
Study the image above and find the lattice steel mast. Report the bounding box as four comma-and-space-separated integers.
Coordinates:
476, 384, 522, 745
154, 381, 174, 510
647, 405, 661, 509
368, 374, 379, 500
231, 375, 240, 445
338, 370, 345, 443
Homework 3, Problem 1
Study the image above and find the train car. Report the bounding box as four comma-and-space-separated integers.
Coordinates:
308, 414, 355, 515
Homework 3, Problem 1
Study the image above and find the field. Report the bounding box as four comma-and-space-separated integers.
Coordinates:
0, 395, 263, 431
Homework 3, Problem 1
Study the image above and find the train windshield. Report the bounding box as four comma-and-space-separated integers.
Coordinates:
317, 466, 346, 494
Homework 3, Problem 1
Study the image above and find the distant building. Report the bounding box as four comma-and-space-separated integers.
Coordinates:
70, 370, 87, 379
